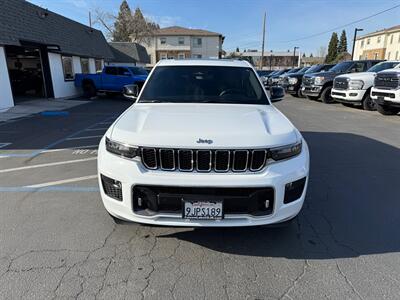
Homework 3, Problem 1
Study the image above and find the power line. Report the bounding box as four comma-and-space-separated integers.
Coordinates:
279, 3, 400, 43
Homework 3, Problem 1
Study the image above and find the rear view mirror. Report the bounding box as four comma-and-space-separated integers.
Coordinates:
123, 84, 139, 100
269, 86, 284, 102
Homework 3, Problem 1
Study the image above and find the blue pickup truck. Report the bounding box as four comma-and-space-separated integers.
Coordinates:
75, 66, 148, 98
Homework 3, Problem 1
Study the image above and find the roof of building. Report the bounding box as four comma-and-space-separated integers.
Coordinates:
357, 24, 400, 40
301, 57, 324, 63
156, 59, 251, 68
109, 42, 150, 64
154, 26, 222, 37
0, 0, 114, 59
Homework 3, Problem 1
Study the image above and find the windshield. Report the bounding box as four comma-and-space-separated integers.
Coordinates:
367, 62, 400, 72
128, 67, 148, 75
329, 61, 353, 73
139, 66, 269, 105
305, 65, 322, 74
286, 68, 301, 74
297, 67, 310, 73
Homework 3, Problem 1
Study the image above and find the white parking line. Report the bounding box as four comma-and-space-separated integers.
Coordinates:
66, 135, 103, 141
25, 175, 98, 188
0, 157, 96, 173
42, 145, 99, 153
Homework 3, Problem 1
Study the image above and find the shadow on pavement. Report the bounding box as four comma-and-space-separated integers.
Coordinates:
157, 132, 400, 260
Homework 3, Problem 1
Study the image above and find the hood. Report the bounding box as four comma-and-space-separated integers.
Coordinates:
110, 104, 299, 148
336, 72, 375, 80
307, 71, 336, 79
378, 68, 400, 75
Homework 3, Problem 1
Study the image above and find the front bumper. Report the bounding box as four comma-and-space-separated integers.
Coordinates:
371, 87, 400, 107
331, 88, 366, 104
286, 84, 300, 94
97, 137, 310, 227
301, 85, 323, 97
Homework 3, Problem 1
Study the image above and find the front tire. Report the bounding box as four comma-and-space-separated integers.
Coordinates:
376, 103, 399, 115
362, 94, 376, 111
321, 86, 334, 104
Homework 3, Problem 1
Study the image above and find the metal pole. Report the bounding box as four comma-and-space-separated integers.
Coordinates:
89, 11, 92, 28
292, 47, 298, 68
260, 12, 266, 69
351, 28, 357, 60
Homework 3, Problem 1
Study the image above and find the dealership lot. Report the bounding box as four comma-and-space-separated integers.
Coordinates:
0, 96, 399, 299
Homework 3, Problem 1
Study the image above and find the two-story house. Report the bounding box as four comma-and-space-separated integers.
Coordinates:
353, 25, 400, 61
141, 26, 224, 66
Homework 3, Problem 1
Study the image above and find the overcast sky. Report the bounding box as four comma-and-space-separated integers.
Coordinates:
28, 0, 400, 55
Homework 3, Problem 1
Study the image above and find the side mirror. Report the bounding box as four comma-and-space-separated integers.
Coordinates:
123, 84, 139, 100
269, 86, 284, 102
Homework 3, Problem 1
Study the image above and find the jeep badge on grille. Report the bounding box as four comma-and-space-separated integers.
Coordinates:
196, 138, 213, 144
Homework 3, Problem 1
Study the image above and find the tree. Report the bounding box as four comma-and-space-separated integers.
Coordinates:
310, 53, 313, 57
113, 0, 132, 42
316, 46, 327, 58
130, 7, 159, 44
326, 32, 339, 63
302, 53, 306, 58
338, 30, 348, 53
236, 47, 240, 52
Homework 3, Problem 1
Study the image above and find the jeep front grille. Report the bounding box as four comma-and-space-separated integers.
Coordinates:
374, 73, 399, 90
141, 148, 267, 173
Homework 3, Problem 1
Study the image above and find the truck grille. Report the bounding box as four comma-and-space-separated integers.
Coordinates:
333, 77, 349, 90
374, 73, 399, 90
141, 148, 268, 173
302, 76, 314, 87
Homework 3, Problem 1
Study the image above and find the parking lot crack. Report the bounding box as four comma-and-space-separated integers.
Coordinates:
279, 259, 310, 300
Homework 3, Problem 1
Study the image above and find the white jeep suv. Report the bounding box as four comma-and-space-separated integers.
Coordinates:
371, 68, 400, 115
332, 61, 400, 110
98, 59, 309, 227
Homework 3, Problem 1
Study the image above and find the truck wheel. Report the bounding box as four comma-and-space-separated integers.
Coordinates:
296, 88, 304, 98
362, 94, 376, 111
376, 103, 399, 115
83, 82, 96, 98
321, 86, 334, 104
306, 96, 318, 101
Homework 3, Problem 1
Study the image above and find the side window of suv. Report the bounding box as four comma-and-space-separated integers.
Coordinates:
350, 62, 366, 73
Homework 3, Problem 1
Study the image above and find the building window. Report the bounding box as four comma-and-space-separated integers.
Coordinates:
80, 58, 89, 74
61, 56, 74, 81
396, 51, 399, 60
178, 37, 184, 45
160, 53, 167, 60
95, 59, 103, 72
390, 34, 394, 44
194, 38, 202, 47
359, 55, 362, 60
178, 53, 185, 59
377, 36, 381, 43
360, 40, 364, 48
367, 38, 370, 45
160, 37, 166, 45
192, 54, 202, 59
374, 52, 378, 59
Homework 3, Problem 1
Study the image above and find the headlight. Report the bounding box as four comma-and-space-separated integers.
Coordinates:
106, 137, 139, 159
270, 141, 302, 161
348, 80, 364, 90
288, 77, 298, 85
314, 76, 325, 85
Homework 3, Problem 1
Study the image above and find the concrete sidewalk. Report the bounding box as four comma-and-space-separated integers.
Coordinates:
0, 98, 89, 122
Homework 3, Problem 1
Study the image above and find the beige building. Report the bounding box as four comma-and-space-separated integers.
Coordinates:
140, 26, 224, 66
353, 25, 400, 61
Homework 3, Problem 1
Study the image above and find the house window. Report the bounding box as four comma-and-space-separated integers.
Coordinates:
367, 38, 370, 45
360, 40, 364, 48
396, 51, 399, 60
160, 37, 166, 45
192, 54, 202, 59
80, 58, 89, 74
390, 34, 394, 44
160, 53, 167, 60
61, 56, 74, 81
178, 53, 185, 59
178, 37, 184, 45
374, 52, 378, 59
194, 38, 202, 47
95, 59, 103, 72
377, 36, 381, 43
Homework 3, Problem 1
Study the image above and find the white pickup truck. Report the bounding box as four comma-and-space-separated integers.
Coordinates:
371, 68, 400, 115
331, 61, 400, 110
98, 59, 310, 227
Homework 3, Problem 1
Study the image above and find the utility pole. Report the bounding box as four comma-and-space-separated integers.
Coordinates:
293, 46, 299, 68
260, 12, 266, 70
89, 11, 92, 28
351, 28, 363, 60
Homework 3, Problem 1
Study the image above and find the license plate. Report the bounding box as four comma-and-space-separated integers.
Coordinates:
183, 201, 223, 220
378, 96, 384, 101
288, 86, 294, 91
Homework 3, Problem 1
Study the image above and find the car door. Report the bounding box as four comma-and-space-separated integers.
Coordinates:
116, 67, 135, 92
102, 67, 118, 91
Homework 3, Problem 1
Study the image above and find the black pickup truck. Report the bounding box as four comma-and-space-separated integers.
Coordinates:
285, 64, 334, 98
302, 60, 382, 103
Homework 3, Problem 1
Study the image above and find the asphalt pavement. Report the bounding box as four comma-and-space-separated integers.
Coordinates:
0, 96, 399, 299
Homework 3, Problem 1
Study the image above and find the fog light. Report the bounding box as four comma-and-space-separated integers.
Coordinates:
101, 174, 123, 201
284, 177, 306, 204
